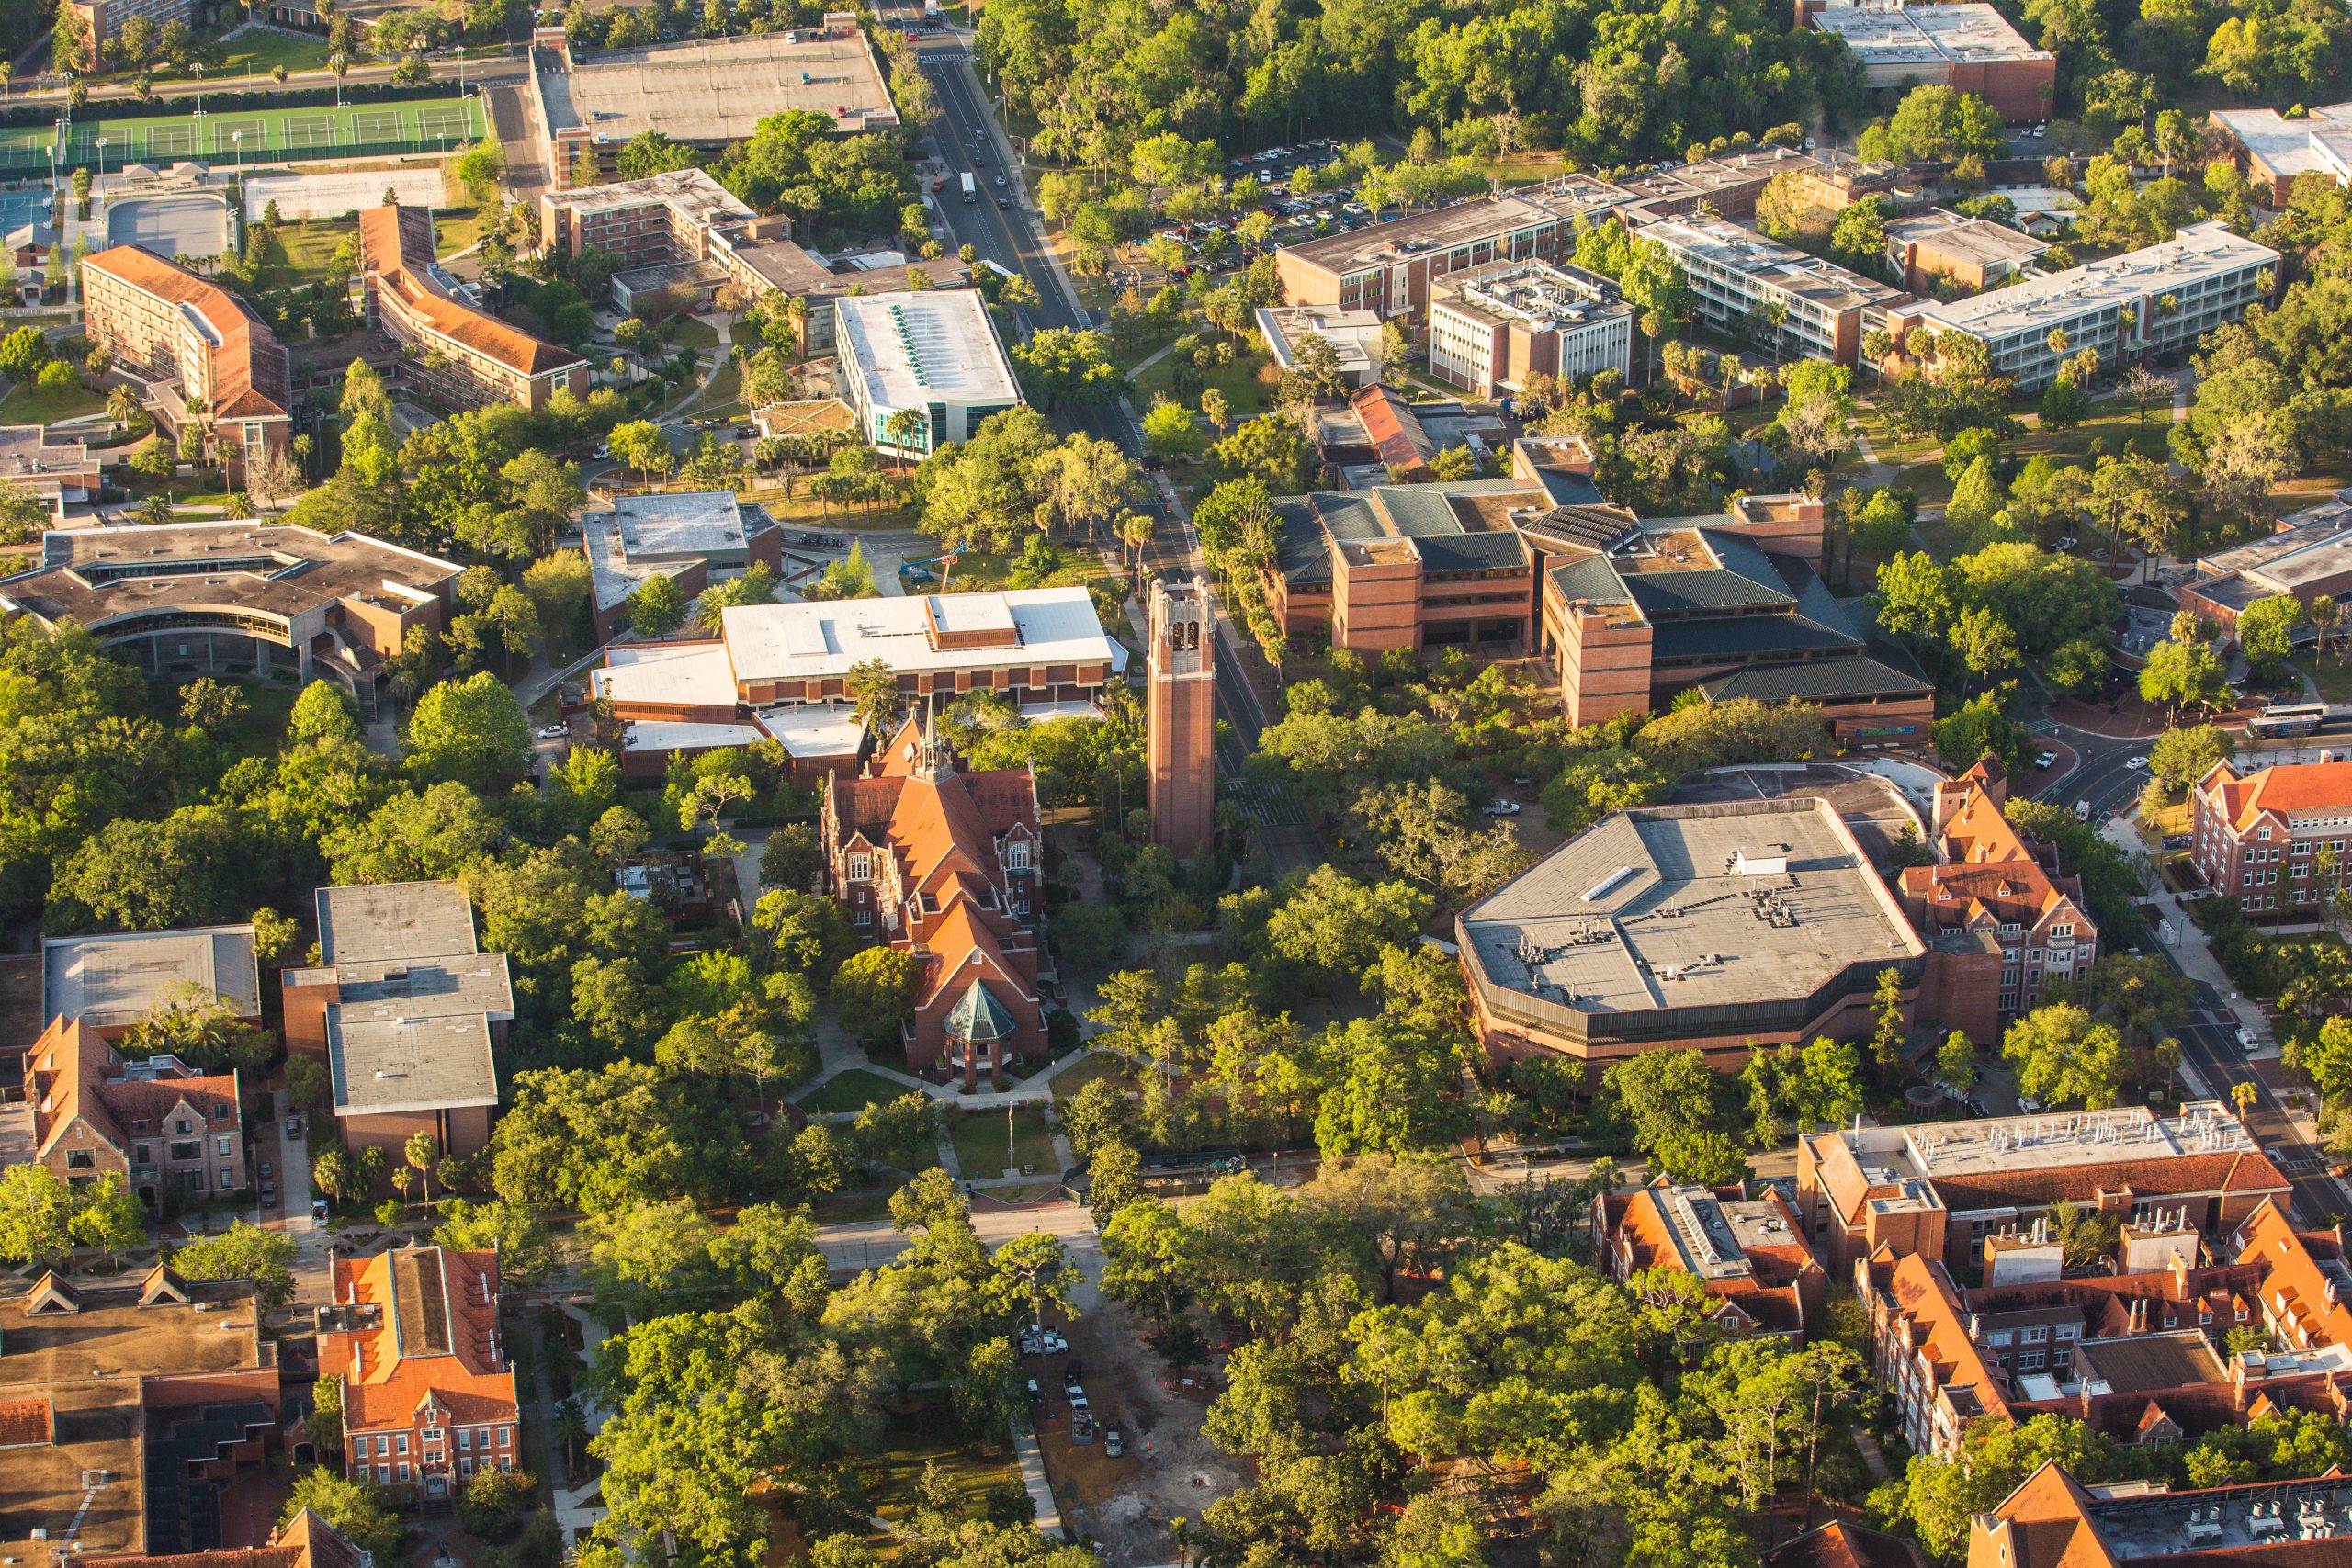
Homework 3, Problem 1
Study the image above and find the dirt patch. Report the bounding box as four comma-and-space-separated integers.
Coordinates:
1035, 1296, 1246, 1564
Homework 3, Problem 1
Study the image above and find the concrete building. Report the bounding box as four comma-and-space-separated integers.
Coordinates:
1882, 222, 2278, 392
835, 289, 1023, 455
822, 717, 1046, 1086
1254, 302, 1385, 388
80, 245, 290, 480
24, 1015, 246, 1210
1969, 1462, 2352, 1568
280, 883, 514, 1162
532, 15, 895, 188
1897, 760, 2098, 1039
42, 924, 261, 1041
1796, 1101, 2295, 1277
1634, 213, 1911, 367
1798, 0, 2056, 120
356, 206, 587, 412
2179, 497, 2352, 635
2212, 102, 2352, 197
1272, 178, 1634, 321
2190, 758, 2352, 917
0, 523, 460, 714
1592, 1178, 1828, 1340
0, 1265, 279, 1561
1426, 259, 1635, 396
0, 424, 102, 516
582, 491, 786, 642
317, 1245, 520, 1503
1458, 795, 1928, 1083
1146, 576, 1216, 860
1884, 208, 2051, 295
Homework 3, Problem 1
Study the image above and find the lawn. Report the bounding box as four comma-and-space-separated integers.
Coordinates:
672, 357, 744, 420
671, 318, 722, 350
206, 28, 337, 80
1849, 399, 2176, 510
0, 378, 107, 426
734, 489, 916, 531
795, 1067, 911, 1115
1049, 1054, 1128, 1100
858, 1409, 1023, 1529
2295, 658, 2352, 705
951, 1108, 1057, 1179
1132, 344, 1275, 424
921, 547, 1112, 595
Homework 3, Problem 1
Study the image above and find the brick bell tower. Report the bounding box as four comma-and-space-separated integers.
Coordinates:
1146, 575, 1216, 859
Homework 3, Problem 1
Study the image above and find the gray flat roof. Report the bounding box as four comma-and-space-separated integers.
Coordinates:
329, 1010, 499, 1115
0, 523, 459, 632
315, 882, 481, 966
303, 882, 512, 1117
544, 32, 896, 141
42, 926, 260, 1029
1461, 797, 1922, 1017
615, 491, 757, 563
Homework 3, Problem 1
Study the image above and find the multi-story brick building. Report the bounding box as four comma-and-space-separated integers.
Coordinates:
1425, 259, 1636, 396
1970, 1462, 2352, 1567
1897, 759, 2097, 1039
23, 1015, 245, 1210
356, 206, 588, 412
80, 245, 290, 481
2179, 498, 2352, 637
820, 716, 1046, 1087
2211, 102, 2352, 197
582, 490, 786, 642
1592, 1179, 1828, 1341
1632, 213, 1911, 367
1884, 208, 2051, 295
1608, 144, 1823, 220
1796, 1101, 2295, 1277
42, 923, 261, 1041
2190, 758, 2352, 916
1798, 0, 2056, 120
281, 883, 514, 1163
317, 1245, 520, 1505
1882, 222, 2278, 392
62, 0, 192, 54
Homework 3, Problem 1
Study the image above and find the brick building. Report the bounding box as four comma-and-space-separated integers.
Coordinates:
24, 1015, 245, 1210
62, 0, 192, 54
1798, 1, 2056, 120
1969, 1462, 2352, 1567
582, 490, 786, 642
1592, 1179, 1828, 1341
317, 1245, 520, 1504
356, 206, 588, 412
1425, 258, 1636, 396
2179, 499, 2352, 637
42, 924, 260, 1041
281, 883, 514, 1162
0, 1266, 280, 1562
1883, 208, 2051, 295
1797, 1102, 2296, 1278
80, 245, 289, 482
820, 717, 1046, 1087
2190, 758, 2352, 917
2211, 102, 2352, 197
1897, 759, 2098, 1040
1145, 576, 1216, 861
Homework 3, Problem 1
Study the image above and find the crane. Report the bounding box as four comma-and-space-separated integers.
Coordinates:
900, 550, 964, 589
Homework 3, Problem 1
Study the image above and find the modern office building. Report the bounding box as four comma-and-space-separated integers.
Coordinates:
834, 289, 1023, 455
2212, 102, 2352, 196
280, 882, 514, 1161
80, 245, 290, 480
317, 1245, 521, 1503
1633, 213, 1911, 367
1796, 1101, 2295, 1276
1798, 0, 2056, 119
582, 490, 786, 641
1897, 760, 2098, 1038
1457, 795, 1929, 1081
2189, 758, 2352, 916
23, 1014, 247, 1209
1882, 222, 2278, 391
356, 205, 587, 412
1592, 1178, 1828, 1341
1272, 178, 1635, 321
0, 522, 460, 713
1426, 258, 1636, 395
532, 14, 896, 187
821, 717, 1046, 1086
1884, 208, 2051, 294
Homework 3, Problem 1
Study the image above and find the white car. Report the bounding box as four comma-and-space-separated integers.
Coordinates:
2237, 1026, 2258, 1052
1484, 800, 1521, 817
536, 723, 568, 740
2052, 536, 2078, 551
1043, 1328, 1068, 1354
2033, 750, 2058, 769
2127, 755, 2149, 771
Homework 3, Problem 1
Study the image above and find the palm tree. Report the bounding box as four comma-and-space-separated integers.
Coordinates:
553, 1398, 590, 1474
2231, 1078, 2258, 1119
106, 384, 139, 429
883, 407, 924, 471
2312, 594, 2340, 663
403, 1131, 439, 1204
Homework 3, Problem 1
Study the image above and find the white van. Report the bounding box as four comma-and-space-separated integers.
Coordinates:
2075, 799, 2092, 821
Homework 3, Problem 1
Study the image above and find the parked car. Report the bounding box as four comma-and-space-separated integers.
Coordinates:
2237, 1025, 2259, 1052
259, 1182, 276, 1205
2053, 536, 2079, 551
258, 1161, 272, 1181
536, 723, 568, 739
1042, 1328, 1068, 1354
284, 1115, 302, 1138
1484, 799, 1521, 817
1105, 1427, 1125, 1458
2033, 750, 2058, 769
1019, 1329, 1042, 1355
311, 1197, 330, 1222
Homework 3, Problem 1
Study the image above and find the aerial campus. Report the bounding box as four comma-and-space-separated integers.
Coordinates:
15, 4, 2352, 1568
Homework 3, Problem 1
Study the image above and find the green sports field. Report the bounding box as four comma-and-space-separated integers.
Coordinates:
0, 97, 487, 174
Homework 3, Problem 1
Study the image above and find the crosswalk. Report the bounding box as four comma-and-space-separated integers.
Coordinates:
2028, 718, 2061, 735
1226, 774, 1309, 829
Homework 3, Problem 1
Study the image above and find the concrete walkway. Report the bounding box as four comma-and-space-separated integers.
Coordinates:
795, 1043, 1093, 1114
1012, 1428, 1064, 1536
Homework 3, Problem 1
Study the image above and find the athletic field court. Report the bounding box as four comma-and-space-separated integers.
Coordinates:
107, 194, 233, 258
0, 96, 487, 175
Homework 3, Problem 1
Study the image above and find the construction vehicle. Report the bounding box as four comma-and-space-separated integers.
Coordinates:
900, 550, 963, 588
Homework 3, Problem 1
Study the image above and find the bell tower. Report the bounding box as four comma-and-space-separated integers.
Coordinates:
1147, 575, 1216, 859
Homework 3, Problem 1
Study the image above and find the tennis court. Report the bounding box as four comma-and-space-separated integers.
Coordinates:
50, 96, 488, 169
108, 193, 232, 258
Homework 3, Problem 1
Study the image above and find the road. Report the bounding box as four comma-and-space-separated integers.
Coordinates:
906, 23, 1273, 756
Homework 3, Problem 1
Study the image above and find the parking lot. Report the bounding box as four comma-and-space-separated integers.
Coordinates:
1136, 138, 1390, 279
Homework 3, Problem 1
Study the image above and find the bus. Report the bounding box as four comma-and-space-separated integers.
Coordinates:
2251, 702, 2329, 739
960, 172, 977, 203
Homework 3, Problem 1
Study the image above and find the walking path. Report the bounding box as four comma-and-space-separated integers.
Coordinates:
1012, 1428, 1064, 1535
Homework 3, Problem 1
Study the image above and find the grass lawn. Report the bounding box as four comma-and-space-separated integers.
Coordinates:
1049, 1054, 1127, 1100
210, 28, 336, 78
673, 357, 744, 420
734, 489, 914, 531
795, 1067, 911, 1115
859, 1411, 1022, 1529
435, 209, 489, 257
2296, 658, 2352, 704
1463, 151, 1575, 186
0, 378, 107, 426
810, 1191, 895, 1224
1133, 345, 1275, 423
671, 318, 721, 350
951, 1108, 1057, 1179
924, 548, 1112, 595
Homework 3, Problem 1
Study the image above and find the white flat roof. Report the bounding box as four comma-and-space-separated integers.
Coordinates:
621, 720, 767, 752
1017, 699, 1105, 721
2212, 104, 2352, 183
1914, 221, 2278, 339
754, 703, 869, 757
592, 639, 740, 708
721, 586, 1114, 683
834, 290, 1022, 410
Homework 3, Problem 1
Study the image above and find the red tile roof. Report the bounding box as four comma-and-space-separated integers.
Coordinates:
320, 1247, 518, 1434
2232, 1200, 2352, 1350
2204, 759, 2352, 832
83, 245, 289, 423
360, 205, 582, 378
1759, 1522, 1928, 1568
26, 1014, 239, 1163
